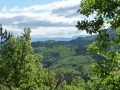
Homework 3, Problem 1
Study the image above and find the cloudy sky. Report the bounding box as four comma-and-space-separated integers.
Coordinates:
0, 0, 89, 40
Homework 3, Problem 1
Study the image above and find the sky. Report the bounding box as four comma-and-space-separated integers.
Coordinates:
0, 0, 90, 40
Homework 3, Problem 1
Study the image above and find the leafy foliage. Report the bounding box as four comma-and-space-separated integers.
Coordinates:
76, 0, 120, 89
0, 28, 56, 90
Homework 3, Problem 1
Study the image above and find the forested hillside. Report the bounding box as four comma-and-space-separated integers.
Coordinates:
31, 35, 98, 84
31, 28, 116, 86
0, 0, 120, 89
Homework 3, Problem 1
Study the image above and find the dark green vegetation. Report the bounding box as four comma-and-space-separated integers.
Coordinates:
0, 0, 120, 90
0, 29, 56, 90
0, 28, 98, 90
32, 35, 97, 84
76, 0, 120, 90
0, 27, 98, 90
31, 28, 117, 90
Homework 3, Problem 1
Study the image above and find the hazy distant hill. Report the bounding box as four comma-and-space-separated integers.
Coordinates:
31, 36, 86, 42
31, 35, 96, 48
31, 28, 115, 47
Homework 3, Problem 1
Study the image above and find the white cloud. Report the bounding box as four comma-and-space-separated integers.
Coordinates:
5, 0, 81, 13
31, 27, 89, 38
0, 0, 89, 39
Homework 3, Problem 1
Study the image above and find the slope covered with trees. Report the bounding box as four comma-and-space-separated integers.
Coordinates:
31, 35, 100, 84
31, 27, 119, 89
1, 0, 120, 89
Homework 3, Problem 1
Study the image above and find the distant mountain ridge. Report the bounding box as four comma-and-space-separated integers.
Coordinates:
31, 35, 96, 48
31, 35, 87, 42
31, 28, 116, 48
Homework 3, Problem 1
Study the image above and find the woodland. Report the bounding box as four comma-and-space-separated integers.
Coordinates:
0, 0, 120, 90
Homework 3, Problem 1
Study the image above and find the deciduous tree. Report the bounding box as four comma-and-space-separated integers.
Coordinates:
76, 0, 120, 89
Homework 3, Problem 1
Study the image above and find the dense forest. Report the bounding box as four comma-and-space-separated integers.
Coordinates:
0, 0, 120, 90
31, 28, 117, 88
31, 34, 97, 83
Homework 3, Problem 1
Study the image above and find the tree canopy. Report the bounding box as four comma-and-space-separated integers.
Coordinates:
76, 0, 120, 90
1, 0, 120, 90
0, 28, 57, 90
